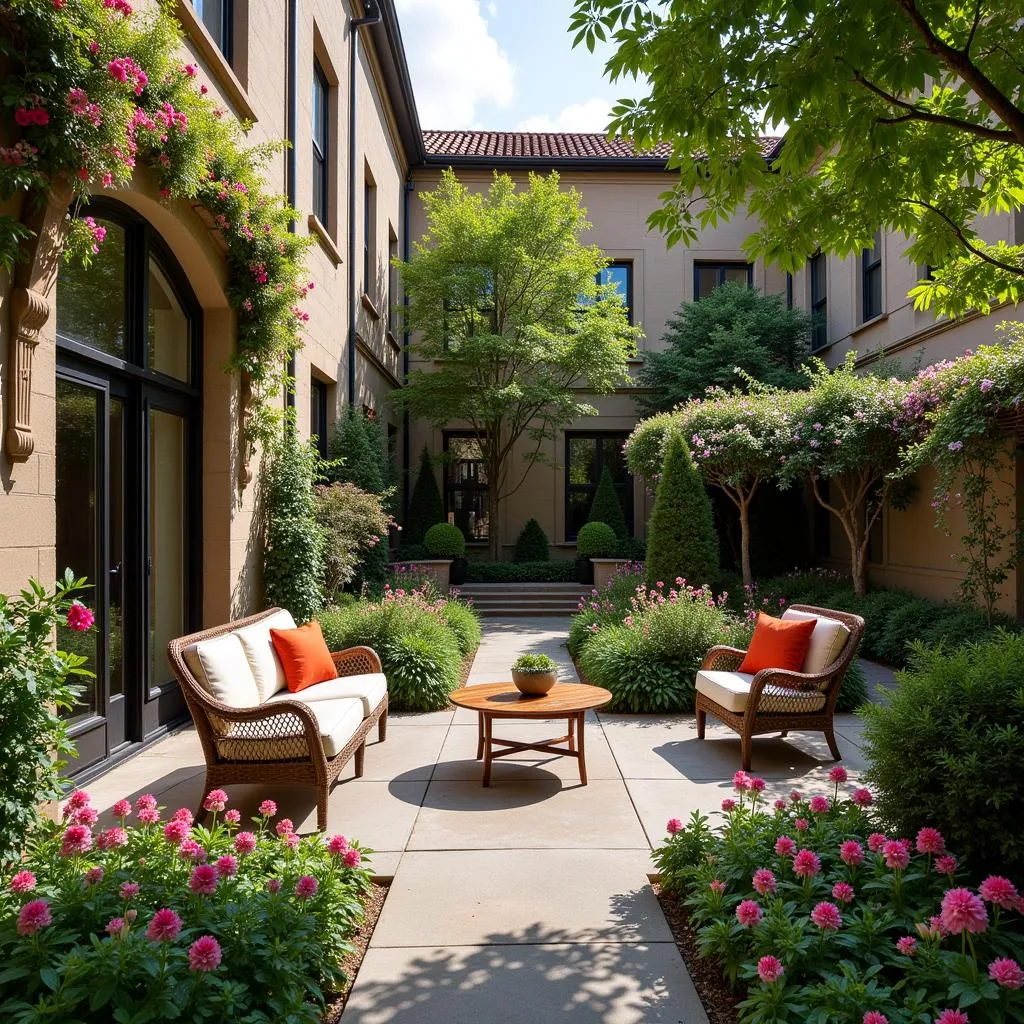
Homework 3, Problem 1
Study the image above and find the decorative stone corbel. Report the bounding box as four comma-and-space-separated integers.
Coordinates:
4, 178, 74, 462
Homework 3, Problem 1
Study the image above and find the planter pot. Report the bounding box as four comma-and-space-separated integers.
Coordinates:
449, 556, 468, 586
511, 669, 558, 696
409, 559, 453, 589
575, 556, 594, 586
590, 558, 630, 591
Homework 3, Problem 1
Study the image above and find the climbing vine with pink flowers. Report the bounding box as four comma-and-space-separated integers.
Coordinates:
0, 0, 313, 446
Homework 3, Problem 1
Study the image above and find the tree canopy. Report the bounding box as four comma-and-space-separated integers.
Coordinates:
570, 0, 1024, 317
392, 169, 639, 559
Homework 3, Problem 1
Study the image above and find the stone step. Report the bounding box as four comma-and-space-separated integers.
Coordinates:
456, 583, 589, 617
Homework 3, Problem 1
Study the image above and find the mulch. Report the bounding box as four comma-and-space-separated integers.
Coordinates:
653, 882, 742, 1024
323, 880, 389, 1023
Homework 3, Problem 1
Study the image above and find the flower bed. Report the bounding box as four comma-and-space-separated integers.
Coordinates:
655, 773, 1024, 1024
0, 789, 372, 1021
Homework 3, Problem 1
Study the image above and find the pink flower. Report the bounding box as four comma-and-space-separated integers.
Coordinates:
793, 849, 821, 878
179, 839, 206, 862
17, 899, 52, 936
732, 770, 752, 792
774, 835, 796, 858
832, 882, 855, 904
753, 869, 777, 896
10, 870, 36, 894
163, 820, 190, 845
234, 831, 257, 855
666, 818, 682, 834
840, 840, 864, 866
750, 777, 766, 793
828, 766, 848, 784
275, 818, 294, 836
146, 908, 182, 942
789, 790, 802, 803
709, 879, 725, 894
721, 798, 737, 813
84, 866, 104, 886
295, 874, 319, 899
988, 958, 1024, 989
736, 899, 763, 927
979, 875, 1018, 909
327, 835, 349, 857
915, 827, 945, 855
867, 832, 887, 853
935, 854, 958, 876
934, 1011, 969, 1024
112, 799, 132, 819
794, 818, 809, 832
811, 901, 842, 931
203, 789, 228, 812
135, 793, 157, 811
172, 807, 194, 824
105, 916, 126, 937
883, 840, 910, 871
757, 955, 784, 984
896, 935, 917, 956
69, 805, 98, 826
189, 865, 218, 895
266, 878, 281, 894
136, 807, 160, 825
215, 855, 238, 878
343, 847, 362, 868
809, 796, 829, 814
97, 827, 128, 850
863, 1014, 889, 1024
66, 602, 94, 631
284, 832, 300, 849
188, 935, 222, 972
773, 799, 786, 811
851, 787, 873, 807
66, 789, 91, 811
120, 881, 139, 900
61, 825, 93, 857
940, 888, 989, 935
224, 809, 241, 825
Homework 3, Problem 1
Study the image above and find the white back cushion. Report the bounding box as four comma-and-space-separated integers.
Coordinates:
234, 610, 296, 702
192, 633, 260, 708
781, 609, 850, 675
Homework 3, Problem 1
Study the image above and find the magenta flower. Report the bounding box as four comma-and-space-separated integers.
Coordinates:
774, 836, 796, 858
146, 908, 182, 942
172, 807, 194, 824
757, 955, 784, 984
721, 798, 737, 813
867, 832, 887, 853
179, 839, 207, 862
188, 935, 222, 972
666, 818, 682, 834
66, 602, 94, 631
266, 878, 281, 894
988, 958, 1024, 989
189, 865, 218, 895
69, 805, 99, 827
732, 770, 752, 792
284, 832, 300, 850
749, 777, 766, 794
789, 790, 802, 803
135, 794, 157, 812
61, 825, 93, 857
940, 888, 989, 935
794, 818, 809, 832
163, 820, 190, 845
934, 1011, 969, 1024
97, 827, 128, 851
709, 879, 725, 894
234, 831, 257, 855
106, 916, 126, 938
343, 847, 362, 868
863, 1014, 888, 1024
810, 901, 842, 931
17, 899, 52, 936
915, 827, 945, 855
978, 875, 1018, 909
882, 840, 910, 871
851, 787, 873, 807
793, 849, 821, 878
65, 789, 91, 811
136, 807, 160, 825
773, 799, 786, 811
84, 866, 104, 886
736, 899, 763, 927
216, 855, 238, 878
934, 854, 958, 876
896, 935, 917, 956
840, 840, 864, 866
828, 766, 848, 784
832, 882, 854, 904
120, 881, 140, 901
809, 796, 829, 814
295, 874, 319, 899
9, 870, 36, 894
753, 869, 777, 896
202, 789, 228, 812
112, 799, 132, 819
275, 818, 294, 836
224, 809, 241, 825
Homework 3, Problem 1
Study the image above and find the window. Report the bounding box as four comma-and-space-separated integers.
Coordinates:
363, 172, 377, 299
443, 267, 494, 351
443, 433, 488, 541
191, 0, 232, 61
862, 230, 882, 321
597, 261, 633, 323
565, 433, 633, 541
310, 377, 328, 459
694, 261, 752, 300
312, 61, 329, 226
388, 225, 399, 333
809, 252, 827, 351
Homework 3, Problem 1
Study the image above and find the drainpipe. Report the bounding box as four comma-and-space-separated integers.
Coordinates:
348, 1, 382, 407
284, 0, 299, 418
402, 172, 413, 520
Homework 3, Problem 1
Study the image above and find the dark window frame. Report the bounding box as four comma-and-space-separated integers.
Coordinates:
862, 230, 883, 321
443, 431, 489, 542
597, 260, 634, 324
387, 226, 399, 333
310, 376, 328, 459
312, 60, 329, 227
192, 0, 233, 63
564, 431, 633, 542
693, 260, 753, 300
809, 251, 828, 351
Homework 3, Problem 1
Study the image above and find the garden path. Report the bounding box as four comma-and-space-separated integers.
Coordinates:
86, 618, 883, 1023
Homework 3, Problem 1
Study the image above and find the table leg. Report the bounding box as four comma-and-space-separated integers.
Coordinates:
476, 711, 484, 760
567, 716, 575, 752
576, 710, 587, 786
482, 713, 493, 787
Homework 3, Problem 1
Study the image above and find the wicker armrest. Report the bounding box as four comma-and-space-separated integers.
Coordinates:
331, 646, 383, 677
748, 665, 834, 714
701, 645, 747, 672
208, 700, 323, 758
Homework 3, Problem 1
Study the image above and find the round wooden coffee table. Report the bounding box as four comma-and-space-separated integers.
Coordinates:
448, 682, 612, 787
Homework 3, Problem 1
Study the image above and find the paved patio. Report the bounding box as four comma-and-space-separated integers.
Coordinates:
87, 617, 880, 1023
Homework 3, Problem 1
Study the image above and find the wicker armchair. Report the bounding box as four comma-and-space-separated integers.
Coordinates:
167, 609, 388, 830
695, 604, 864, 771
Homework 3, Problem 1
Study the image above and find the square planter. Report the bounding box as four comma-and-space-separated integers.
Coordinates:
590, 558, 631, 592
407, 559, 452, 589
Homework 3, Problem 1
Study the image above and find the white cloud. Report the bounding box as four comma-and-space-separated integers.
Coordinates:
395, 0, 515, 128
515, 97, 615, 133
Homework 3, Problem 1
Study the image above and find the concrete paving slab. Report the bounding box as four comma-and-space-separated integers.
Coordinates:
358, 727, 449, 782
372, 850, 666, 947
367, 850, 402, 880
388, 709, 456, 727
409, 779, 648, 851
342, 941, 708, 1024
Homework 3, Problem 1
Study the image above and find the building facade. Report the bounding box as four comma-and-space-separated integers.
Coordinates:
1, 0, 1020, 778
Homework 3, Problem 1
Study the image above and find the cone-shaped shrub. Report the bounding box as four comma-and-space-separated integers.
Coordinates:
328, 408, 385, 494
404, 447, 444, 545
587, 465, 628, 539
514, 518, 550, 562
646, 432, 719, 587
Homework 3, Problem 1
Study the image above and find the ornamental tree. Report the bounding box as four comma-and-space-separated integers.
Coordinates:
571, 0, 1024, 318
587, 465, 629, 539
404, 447, 444, 546
393, 169, 639, 560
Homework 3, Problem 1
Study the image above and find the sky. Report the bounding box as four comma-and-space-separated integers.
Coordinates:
392, 0, 648, 132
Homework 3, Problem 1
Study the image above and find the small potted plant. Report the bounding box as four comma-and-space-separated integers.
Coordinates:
574, 521, 617, 585
511, 653, 559, 696
421, 522, 466, 587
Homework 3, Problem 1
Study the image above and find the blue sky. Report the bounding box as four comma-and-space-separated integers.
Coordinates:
393, 0, 647, 132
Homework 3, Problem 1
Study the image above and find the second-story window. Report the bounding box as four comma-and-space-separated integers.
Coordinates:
694, 260, 752, 300
312, 61, 329, 226
597, 261, 633, 323
388, 226, 399, 333
862, 230, 883, 321
192, 1, 232, 62
364, 173, 377, 299
809, 252, 827, 351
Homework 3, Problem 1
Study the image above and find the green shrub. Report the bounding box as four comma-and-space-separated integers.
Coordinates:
575, 521, 617, 557
393, 543, 428, 562
920, 605, 997, 651
313, 482, 394, 599
568, 610, 601, 658
404, 447, 444, 545
586, 465, 628, 539
847, 589, 911, 660
645, 432, 719, 588
424, 522, 466, 558
327, 408, 385, 495
835, 657, 868, 713
439, 600, 482, 656
874, 597, 940, 665
262, 432, 324, 622
862, 632, 1024, 878
615, 536, 646, 561
465, 560, 577, 583
513, 518, 550, 562
379, 621, 462, 711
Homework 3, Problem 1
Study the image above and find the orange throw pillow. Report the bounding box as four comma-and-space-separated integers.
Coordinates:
270, 621, 337, 693
738, 612, 817, 675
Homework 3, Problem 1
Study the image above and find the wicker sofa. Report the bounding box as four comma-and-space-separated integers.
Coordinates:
167, 608, 388, 830
695, 604, 864, 771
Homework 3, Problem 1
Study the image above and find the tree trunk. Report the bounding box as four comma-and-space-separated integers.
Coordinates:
487, 456, 502, 563
739, 498, 752, 590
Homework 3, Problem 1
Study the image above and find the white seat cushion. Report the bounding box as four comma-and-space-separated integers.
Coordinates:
266, 672, 386, 717
186, 634, 260, 709
234, 610, 297, 702
215, 697, 365, 761
781, 609, 850, 675
696, 670, 827, 714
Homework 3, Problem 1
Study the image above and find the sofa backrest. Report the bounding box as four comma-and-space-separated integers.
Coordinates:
781, 608, 851, 675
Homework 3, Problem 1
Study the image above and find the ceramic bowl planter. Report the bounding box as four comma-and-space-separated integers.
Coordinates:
510, 654, 558, 696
